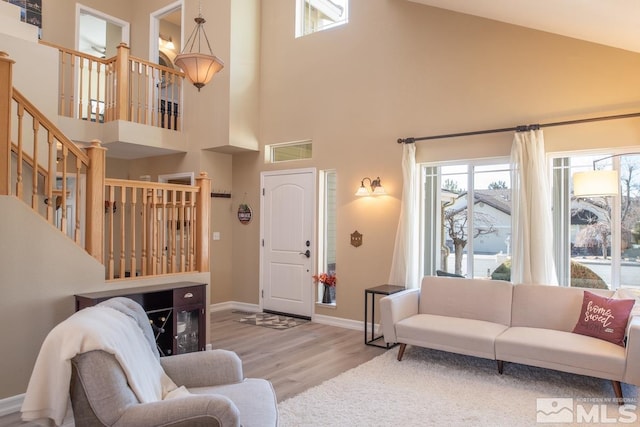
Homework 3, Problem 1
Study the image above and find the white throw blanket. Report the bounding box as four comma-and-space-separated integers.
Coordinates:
21, 306, 182, 426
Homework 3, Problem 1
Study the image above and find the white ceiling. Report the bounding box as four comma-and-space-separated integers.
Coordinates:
408, 0, 640, 53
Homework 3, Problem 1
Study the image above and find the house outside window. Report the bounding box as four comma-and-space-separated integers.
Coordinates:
296, 0, 348, 38
422, 160, 512, 279
551, 153, 640, 289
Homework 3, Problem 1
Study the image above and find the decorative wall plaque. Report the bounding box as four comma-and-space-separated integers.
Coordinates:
350, 230, 363, 247
237, 203, 252, 224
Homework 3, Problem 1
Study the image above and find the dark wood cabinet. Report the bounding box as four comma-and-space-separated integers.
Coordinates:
75, 282, 207, 356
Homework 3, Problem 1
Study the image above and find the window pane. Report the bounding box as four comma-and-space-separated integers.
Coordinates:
569, 155, 613, 289
318, 170, 337, 304
473, 165, 511, 279
297, 0, 349, 37
441, 166, 469, 276
423, 167, 439, 275
269, 141, 312, 163
550, 153, 640, 290
620, 155, 640, 287
430, 162, 512, 279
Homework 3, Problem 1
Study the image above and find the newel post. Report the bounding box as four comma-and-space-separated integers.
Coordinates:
115, 43, 130, 121
0, 52, 15, 196
195, 172, 211, 272
85, 140, 106, 263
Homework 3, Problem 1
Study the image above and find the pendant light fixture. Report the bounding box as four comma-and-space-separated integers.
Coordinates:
174, 3, 224, 91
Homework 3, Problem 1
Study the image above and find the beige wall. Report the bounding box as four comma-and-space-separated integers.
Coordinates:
244, 0, 640, 322
0, 197, 105, 397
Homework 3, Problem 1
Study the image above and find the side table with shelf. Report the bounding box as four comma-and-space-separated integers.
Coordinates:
75, 282, 207, 356
364, 284, 405, 348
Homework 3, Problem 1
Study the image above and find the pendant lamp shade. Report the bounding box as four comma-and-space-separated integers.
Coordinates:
174, 13, 224, 91
174, 52, 224, 91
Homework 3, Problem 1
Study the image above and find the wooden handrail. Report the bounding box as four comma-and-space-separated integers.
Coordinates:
41, 41, 185, 131
39, 40, 186, 77
105, 178, 200, 191
12, 89, 90, 164
39, 40, 110, 65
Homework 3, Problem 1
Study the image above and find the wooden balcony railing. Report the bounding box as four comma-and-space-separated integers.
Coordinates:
104, 176, 210, 280
0, 51, 209, 281
40, 41, 184, 131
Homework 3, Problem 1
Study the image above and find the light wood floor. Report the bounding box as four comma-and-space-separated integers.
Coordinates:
0, 309, 386, 426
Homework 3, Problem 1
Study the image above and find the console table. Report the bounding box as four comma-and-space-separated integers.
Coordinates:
75, 282, 207, 356
364, 284, 405, 348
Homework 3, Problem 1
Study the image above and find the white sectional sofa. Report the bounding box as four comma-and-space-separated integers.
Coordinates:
380, 276, 640, 401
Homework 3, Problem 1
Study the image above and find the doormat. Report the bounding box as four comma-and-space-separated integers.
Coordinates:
234, 311, 310, 330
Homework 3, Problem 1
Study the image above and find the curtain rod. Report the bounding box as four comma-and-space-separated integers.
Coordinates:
396, 111, 640, 144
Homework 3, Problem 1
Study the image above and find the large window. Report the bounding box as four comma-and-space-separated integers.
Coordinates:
552, 153, 640, 289
422, 160, 512, 279
295, 0, 348, 38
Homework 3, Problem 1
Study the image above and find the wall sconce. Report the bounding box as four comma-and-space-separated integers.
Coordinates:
355, 176, 386, 196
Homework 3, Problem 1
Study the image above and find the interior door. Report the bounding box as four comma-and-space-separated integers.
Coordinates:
261, 169, 316, 318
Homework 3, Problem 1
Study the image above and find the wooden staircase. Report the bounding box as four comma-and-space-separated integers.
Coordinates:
0, 50, 210, 281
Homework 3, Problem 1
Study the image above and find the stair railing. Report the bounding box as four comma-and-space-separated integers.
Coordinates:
0, 51, 209, 280
39, 41, 184, 131
103, 175, 210, 280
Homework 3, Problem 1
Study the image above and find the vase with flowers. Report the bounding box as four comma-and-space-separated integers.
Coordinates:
313, 272, 336, 304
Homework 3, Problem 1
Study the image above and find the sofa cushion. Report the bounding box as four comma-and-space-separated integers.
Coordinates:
396, 313, 509, 359
572, 290, 634, 346
495, 327, 626, 379
511, 284, 614, 332
419, 277, 512, 326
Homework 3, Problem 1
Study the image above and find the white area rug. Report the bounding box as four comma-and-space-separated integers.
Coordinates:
278, 346, 640, 426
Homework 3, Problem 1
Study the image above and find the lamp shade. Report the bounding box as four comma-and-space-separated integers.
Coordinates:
174, 52, 224, 91
372, 185, 386, 196
573, 170, 619, 197
355, 184, 369, 197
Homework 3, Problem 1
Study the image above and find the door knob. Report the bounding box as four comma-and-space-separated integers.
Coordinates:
299, 249, 311, 258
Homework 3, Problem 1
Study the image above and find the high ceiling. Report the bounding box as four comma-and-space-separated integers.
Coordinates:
408, 0, 640, 53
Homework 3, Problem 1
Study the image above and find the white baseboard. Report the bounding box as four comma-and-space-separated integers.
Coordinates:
312, 313, 359, 330
210, 301, 260, 313
210, 302, 380, 334
0, 393, 23, 417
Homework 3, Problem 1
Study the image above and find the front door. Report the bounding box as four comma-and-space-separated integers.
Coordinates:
261, 169, 316, 318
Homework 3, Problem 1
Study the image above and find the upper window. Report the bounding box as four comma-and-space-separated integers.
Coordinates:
295, 0, 349, 38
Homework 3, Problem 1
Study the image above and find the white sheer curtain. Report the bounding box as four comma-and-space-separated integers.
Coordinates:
388, 143, 419, 289
510, 128, 558, 285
